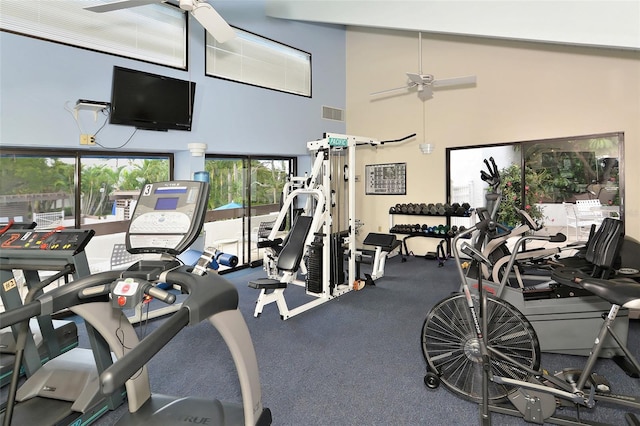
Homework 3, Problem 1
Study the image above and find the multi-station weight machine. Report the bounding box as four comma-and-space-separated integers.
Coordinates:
250, 133, 412, 320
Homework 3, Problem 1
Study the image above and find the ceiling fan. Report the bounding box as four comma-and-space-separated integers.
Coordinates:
85, 0, 235, 43
371, 32, 477, 101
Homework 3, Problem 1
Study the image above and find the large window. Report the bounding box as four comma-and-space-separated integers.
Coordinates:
0, 153, 75, 228
206, 27, 311, 97
447, 133, 623, 240
0, 149, 172, 274
1, 0, 188, 68
0, 149, 172, 233
79, 155, 171, 230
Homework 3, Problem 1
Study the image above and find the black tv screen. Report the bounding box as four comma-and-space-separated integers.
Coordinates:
110, 66, 196, 131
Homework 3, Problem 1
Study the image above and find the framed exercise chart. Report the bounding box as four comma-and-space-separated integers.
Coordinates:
365, 162, 406, 195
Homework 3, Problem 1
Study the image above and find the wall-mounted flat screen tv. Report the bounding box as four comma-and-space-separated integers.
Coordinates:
110, 66, 196, 131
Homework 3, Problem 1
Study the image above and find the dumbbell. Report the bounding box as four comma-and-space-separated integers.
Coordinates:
447, 226, 457, 237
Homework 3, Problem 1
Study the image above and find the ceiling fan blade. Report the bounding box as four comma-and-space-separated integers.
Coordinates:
432, 75, 477, 88
190, 2, 236, 43
370, 84, 414, 97
85, 0, 161, 13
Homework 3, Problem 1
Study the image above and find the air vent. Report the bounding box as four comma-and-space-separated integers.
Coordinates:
322, 106, 345, 122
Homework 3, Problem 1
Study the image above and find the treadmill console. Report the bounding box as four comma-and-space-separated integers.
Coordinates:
0, 229, 95, 254
126, 180, 209, 255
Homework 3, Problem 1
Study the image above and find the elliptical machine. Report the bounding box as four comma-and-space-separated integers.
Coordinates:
0, 180, 271, 426
465, 158, 584, 287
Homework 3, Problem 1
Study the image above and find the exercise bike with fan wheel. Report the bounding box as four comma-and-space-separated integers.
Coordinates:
421, 217, 640, 425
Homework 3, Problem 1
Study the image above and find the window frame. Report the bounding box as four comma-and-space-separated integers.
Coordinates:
0, 147, 174, 235
0, 0, 189, 70
446, 132, 624, 231
203, 153, 296, 270
205, 26, 312, 97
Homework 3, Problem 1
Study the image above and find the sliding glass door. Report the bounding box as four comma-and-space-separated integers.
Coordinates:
204, 155, 294, 270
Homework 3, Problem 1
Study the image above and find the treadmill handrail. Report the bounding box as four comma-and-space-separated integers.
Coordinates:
101, 307, 190, 395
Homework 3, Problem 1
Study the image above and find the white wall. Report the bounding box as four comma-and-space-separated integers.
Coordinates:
267, 0, 640, 51
345, 29, 640, 246
0, 1, 346, 179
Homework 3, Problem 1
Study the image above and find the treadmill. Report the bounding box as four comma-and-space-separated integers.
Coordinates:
0, 227, 124, 425
0, 221, 80, 387
1, 180, 272, 426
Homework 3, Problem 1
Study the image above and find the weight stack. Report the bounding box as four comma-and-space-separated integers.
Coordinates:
330, 232, 346, 290
306, 236, 323, 294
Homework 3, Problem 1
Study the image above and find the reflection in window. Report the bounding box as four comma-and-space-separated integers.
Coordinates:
525, 137, 620, 205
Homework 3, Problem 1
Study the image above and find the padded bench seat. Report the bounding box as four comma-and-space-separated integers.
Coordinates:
248, 278, 288, 290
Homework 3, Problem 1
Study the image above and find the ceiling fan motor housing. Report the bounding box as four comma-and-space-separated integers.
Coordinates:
421, 74, 435, 84
180, 0, 196, 11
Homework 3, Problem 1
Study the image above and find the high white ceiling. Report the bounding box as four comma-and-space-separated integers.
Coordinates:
264, 0, 640, 51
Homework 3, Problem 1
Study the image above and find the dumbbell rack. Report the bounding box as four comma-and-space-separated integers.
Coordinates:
388, 203, 473, 259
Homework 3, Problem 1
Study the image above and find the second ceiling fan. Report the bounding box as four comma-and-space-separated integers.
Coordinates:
371, 32, 477, 101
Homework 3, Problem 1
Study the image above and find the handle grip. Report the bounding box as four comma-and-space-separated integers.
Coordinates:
145, 285, 176, 304
79, 284, 112, 299
489, 156, 499, 177
549, 233, 567, 243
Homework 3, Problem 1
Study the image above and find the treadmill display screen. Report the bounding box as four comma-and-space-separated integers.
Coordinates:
155, 187, 187, 194
155, 197, 179, 211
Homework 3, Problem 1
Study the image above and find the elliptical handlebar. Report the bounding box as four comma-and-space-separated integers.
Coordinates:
517, 209, 544, 232
549, 233, 567, 243
480, 157, 501, 191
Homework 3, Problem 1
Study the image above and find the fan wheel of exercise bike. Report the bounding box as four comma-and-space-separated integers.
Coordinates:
421, 293, 541, 403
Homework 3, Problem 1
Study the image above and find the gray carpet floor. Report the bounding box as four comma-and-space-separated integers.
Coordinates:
79, 254, 640, 425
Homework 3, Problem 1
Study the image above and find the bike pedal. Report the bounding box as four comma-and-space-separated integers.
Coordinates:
589, 373, 611, 393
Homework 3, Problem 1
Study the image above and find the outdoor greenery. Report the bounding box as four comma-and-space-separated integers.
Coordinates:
0, 156, 74, 213
1, 154, 291, 223
205, 159, 289, 211
496, 163, 551, 228
0, 156, 169, 218
524, 138, 620, 204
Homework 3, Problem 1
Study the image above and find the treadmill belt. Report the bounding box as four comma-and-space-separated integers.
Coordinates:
0, 396, 73, 425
